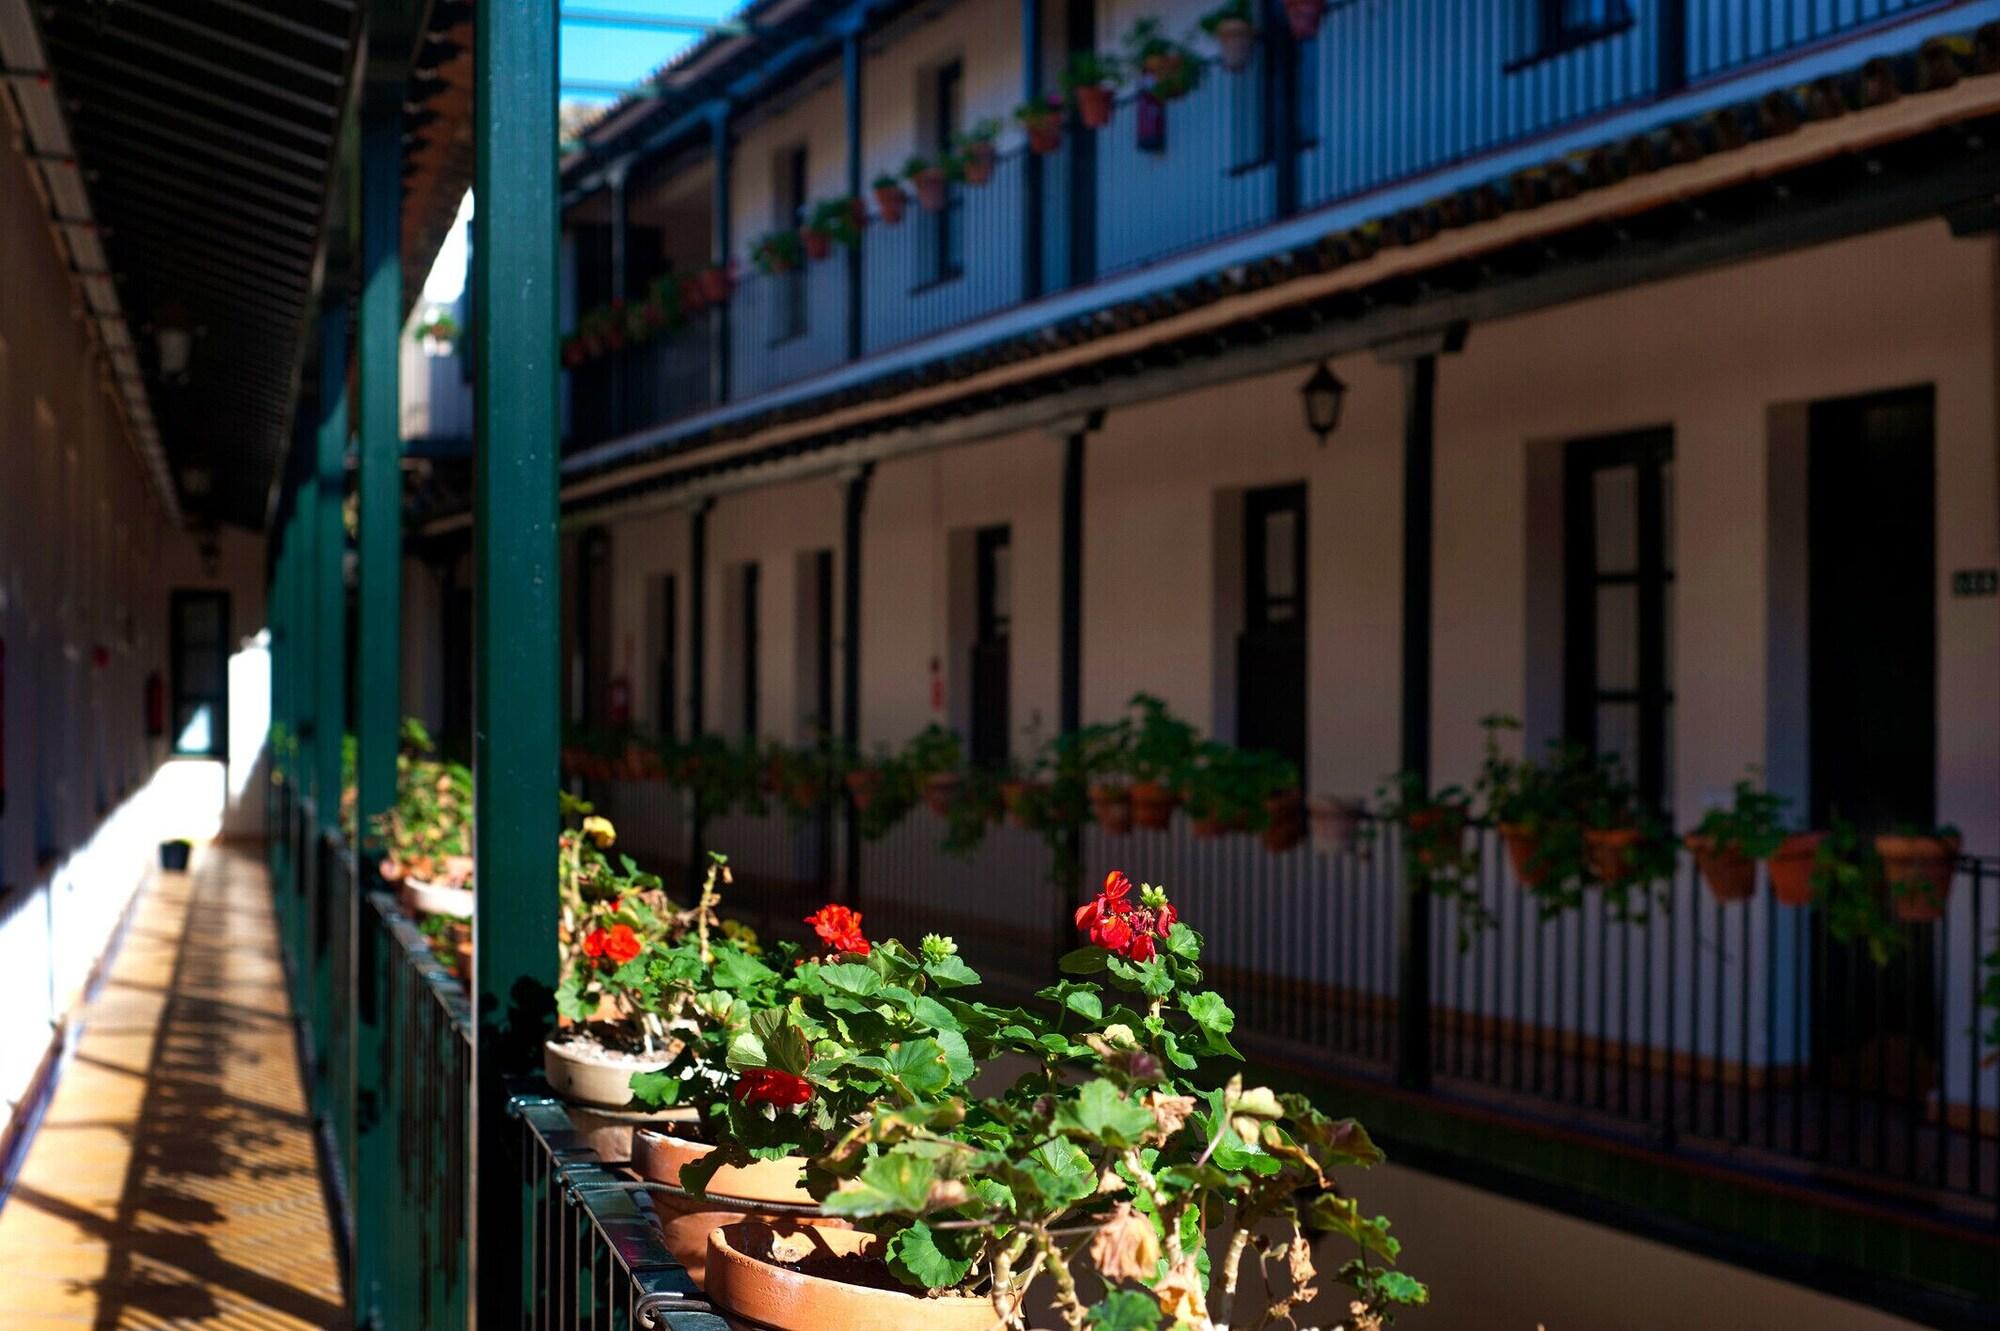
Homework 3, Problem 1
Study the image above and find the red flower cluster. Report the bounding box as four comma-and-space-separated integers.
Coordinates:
1074, 870, 1177, 963
804, 903, 870, 955
734, 1067, 814, 1108
581, 923, 643, 967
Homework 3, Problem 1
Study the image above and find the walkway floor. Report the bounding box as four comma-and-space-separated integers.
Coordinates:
0, 843, 348, 1327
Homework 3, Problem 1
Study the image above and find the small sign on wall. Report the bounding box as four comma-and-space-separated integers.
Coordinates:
1950, 569, 1998, 598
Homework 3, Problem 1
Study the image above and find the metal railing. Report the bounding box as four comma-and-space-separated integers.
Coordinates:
514, 1096, 726, 1330
563, 0, 1962, 445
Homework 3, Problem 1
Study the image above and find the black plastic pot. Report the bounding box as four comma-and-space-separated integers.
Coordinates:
159, 840, 192, 872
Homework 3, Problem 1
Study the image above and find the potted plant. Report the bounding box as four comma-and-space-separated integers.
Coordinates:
1264, 784, 1305, 853
1769, 829, 1825, 906
1201, 0, 1257, 72
1377, 772, 1489, 943
1685, 779, 1789, 902
699, 262, 736, 305
629, 878, 986, 1283
903, 723, 966, 818
955, 120, 1000, 185
753, 228, 805, 274
1125, 18, 1200, 100
415, 310, 459, 355
544, 797, 678, 1129
904, 153, 955, 213
1814, 820, 1903, 964
870, 172, 907, 225
1125, 692, 1194, 830
373, 719, 476, 920
804, 197, 865, 260
1015, 92, 1065, 154
1091, 780, 1134, 835
1305, 794, 1367, 853
159, 838, 193, 872
1060, 51, 1123, 129
1284, 0, 1327, 41
722, 872, 1428, 1331
1879, 823, 1962, 922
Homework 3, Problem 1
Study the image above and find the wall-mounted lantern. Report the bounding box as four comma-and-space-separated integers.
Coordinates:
1299, 360, 1347, 446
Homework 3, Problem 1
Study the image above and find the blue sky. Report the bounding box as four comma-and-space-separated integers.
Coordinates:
561, 0, 744, 103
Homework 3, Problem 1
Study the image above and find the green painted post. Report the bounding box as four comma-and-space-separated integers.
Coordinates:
314, 303, 350, 1112
353, 90, 403, 1328
472, 3, 560, 1325
293, 444, 320, 1014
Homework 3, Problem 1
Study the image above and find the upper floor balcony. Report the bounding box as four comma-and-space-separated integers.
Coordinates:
558, 0, 1981, 454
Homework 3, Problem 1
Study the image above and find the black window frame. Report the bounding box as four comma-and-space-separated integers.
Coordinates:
740, 562, 761, 739
168, 588, 230, 759
1509, 0, 1633, 69
772, 143, 809, 344
920, 59, 965, 289
1563, 428, 1674, 813
657, 573, 679, 741
970, 525, 1012, 771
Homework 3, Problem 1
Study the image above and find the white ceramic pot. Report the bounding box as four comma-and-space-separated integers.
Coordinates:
400, 878, 475, 920
543, 1037, 671, 1110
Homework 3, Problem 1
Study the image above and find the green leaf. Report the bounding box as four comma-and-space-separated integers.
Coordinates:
821, 1151, 941, 1217
1054, 1078, 1158, 1148
710, 946, 777, 991
909, 994, 962, 1032
1181, 990, 1233, 1036
1066, 989, 1103, 1021
627, 1069, 683, 1108
922, 953, 982, 988
554, 973, 592, 1023
819, 962, 884, 997
934, 1029, 976, 1085
1087, 1291, 1162, 1331
883, 1038, 954, 1099
884, 1220, 976, 1290
1163, 922, 1201, 961
1058, 946, 1109, 974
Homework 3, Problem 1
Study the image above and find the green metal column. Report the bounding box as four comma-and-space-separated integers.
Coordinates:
353, 90, 403, 1329
293, 420, 320, 1012
472, 3, 560, 1324
313, 304, 350, 1111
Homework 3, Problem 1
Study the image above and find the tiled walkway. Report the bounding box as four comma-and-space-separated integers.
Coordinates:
0, 843, 348, 1327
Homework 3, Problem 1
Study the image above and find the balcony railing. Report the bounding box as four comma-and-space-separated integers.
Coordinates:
575, 769, 2000, 1223
563, 0, 1963, 453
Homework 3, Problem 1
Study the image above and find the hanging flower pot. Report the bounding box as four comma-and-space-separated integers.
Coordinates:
699, 264, 734, 305
844, 766, 883, 811
921, 771, 961, 818
706, 1223, 1012, 1331
1877, 832, 1960, 922
1284, 0, 1326, 41
999, 778, 1044, 828
1684, 833, 1757, 903
1090, 783, 1132, 835
910, 164, 950, 213
1135, 91, 1167, 153
1768, 831, 1824, 906
1498, 822, 1549, 887
680, 274, 709, 315
960, 138, 996, 185
800, 225, 833, 262
635, 1136, 844, 1287
871, 176, 906, 225
1210, 17, 1256, 72
1074, 82, 1116, 129
1583, 825, 1643, 887
1263, 789, 1304, 854
1306, 795, 1365, 854
1129, 780, 1178, 831
1404, 804, 1466, 871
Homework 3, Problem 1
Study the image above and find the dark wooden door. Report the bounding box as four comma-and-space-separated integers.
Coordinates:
970, 526, 1011, 770
1807, 385, 1937, 1088
1237, 484, 1306, 781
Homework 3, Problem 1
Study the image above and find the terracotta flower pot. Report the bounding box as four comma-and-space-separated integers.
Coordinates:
921, 771, 961, 818
872, 185, 905, 225
1305, 795, 1365, 854
1090, 784, 1132, 835
999, 779, 1043, 828
961, 142, 996, 185
912, 168, 949, 213
1135, 91, 1166, 152
844, 767, 883, 811
542, 1037, 672, 1111
1404, 805, 1465, 870
1190, 815, 1229, 840
1074, 83, 1115, 129
1584, 826, 1643, 886
1263, 795, 1304, 854
1284, 0, 1325, 41
1685, 834, 1757, 903
700, 265, 735, 304
1878, 833, 1960, 922
801, 227, 833, 261
567, 1102, 695, 1167
1212, 17, 1256, 71
1129, 780, 1178, 831
1498, 822, 1548, 887
1768, 831, 1824, 906
707, 1222, 1010, 1331
633, 1133, 841, 1286
1026, 118, 1063, 155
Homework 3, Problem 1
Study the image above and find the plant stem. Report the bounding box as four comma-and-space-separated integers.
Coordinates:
1032, 1226, 1089, 1331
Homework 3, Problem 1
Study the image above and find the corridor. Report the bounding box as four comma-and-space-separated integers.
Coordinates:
0, 845, 347, 1327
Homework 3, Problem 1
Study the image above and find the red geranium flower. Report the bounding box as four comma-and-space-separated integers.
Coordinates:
581, 928, 609, 960
805, 903, 870, 955
734, 1067, 814, 1108
1076, 870, 1175, 963
602, 923, 643, 966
